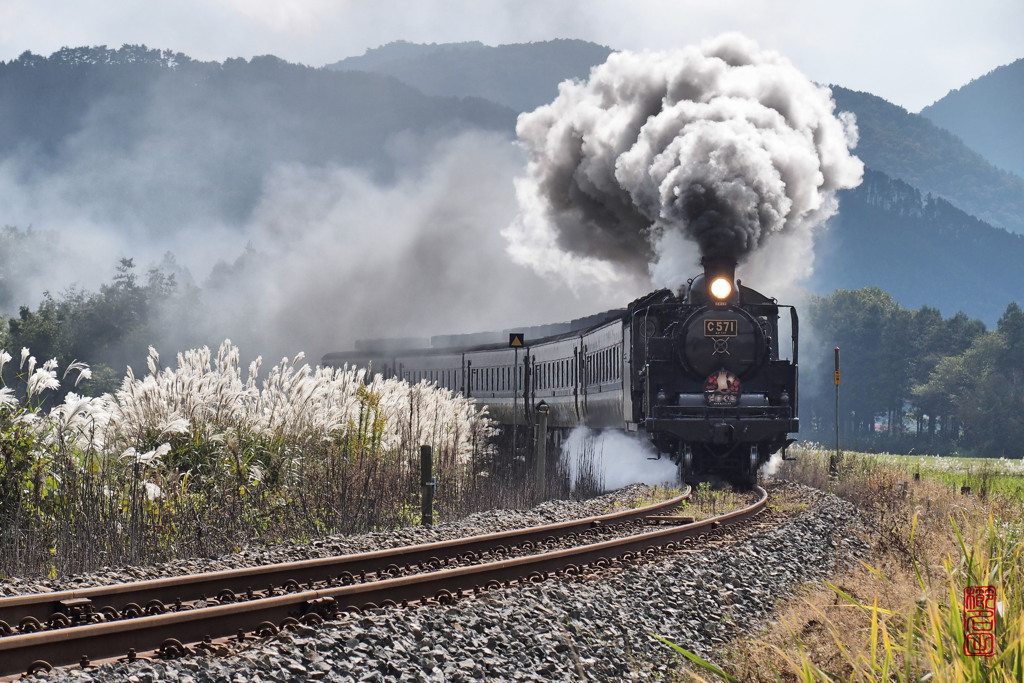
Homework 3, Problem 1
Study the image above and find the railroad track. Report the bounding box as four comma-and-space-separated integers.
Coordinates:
0, 485, 768, 679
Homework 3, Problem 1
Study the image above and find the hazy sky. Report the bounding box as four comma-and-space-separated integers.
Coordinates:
1, 0, 1020, 113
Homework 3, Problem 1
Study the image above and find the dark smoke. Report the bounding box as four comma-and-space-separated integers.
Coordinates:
507, 33, 863, 292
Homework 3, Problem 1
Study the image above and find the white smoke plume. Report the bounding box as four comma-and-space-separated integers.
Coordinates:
507, 33, 864, 295
560, 426, 679, 492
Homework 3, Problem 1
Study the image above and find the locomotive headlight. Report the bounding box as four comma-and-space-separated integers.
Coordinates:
710, 277, 733, 300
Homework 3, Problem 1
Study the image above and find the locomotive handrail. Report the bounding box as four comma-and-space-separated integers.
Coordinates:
778, 304, 799, 365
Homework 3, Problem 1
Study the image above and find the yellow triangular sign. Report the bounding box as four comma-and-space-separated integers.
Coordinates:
509, 333, 524, 348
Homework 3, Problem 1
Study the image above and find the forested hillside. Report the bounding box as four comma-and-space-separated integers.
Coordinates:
812, 169, 1024, 325
829, 86, 1024, 234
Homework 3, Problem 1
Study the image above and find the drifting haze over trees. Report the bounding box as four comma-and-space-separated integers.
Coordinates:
0, 45, 514, 232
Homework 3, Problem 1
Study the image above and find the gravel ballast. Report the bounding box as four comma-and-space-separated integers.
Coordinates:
18, 480, 870, 682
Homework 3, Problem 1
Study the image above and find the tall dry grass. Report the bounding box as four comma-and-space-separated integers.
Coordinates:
675, 446, 1024, 682
0, 341, 501, 579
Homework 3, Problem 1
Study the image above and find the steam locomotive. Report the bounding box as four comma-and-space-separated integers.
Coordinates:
321, 258, 798, 487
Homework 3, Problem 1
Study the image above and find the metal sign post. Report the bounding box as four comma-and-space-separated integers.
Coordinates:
509, 333, 524, 459
535, 401, 550, 502
420, 445, 435, 526
832, 346, 840, 478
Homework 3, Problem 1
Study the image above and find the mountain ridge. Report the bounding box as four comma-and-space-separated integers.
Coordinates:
920, 58, 1024, 181
0, 41, 1021, 329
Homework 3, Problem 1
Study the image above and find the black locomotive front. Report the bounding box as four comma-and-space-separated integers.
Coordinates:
630, 259, 798, 486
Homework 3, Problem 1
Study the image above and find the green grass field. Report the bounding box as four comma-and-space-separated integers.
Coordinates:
865, 452, 1024, 500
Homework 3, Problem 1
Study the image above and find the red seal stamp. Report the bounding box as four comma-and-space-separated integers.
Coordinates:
963, 586, 996, 657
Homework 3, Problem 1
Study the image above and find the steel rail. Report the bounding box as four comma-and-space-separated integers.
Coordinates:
0, 486, 765, 679
0, 489, 688, 638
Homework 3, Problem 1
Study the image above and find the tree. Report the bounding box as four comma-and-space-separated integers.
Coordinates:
806, 288, 908, 439
1, 258, 181, 399
914, 301, 1024, 457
